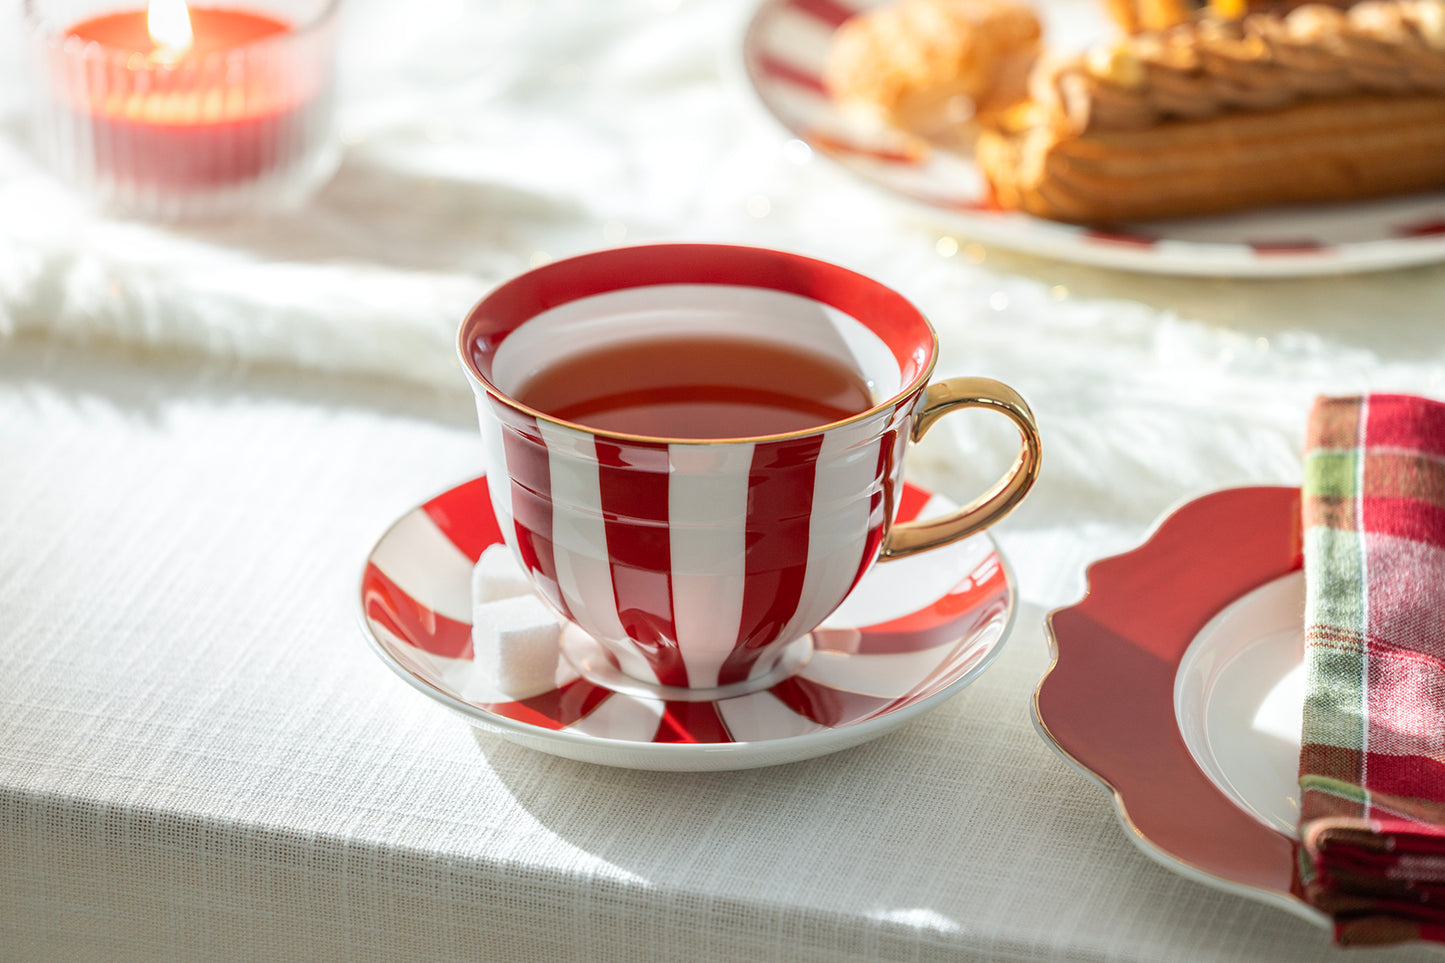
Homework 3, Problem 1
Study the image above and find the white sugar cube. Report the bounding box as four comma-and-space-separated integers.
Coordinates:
465, 593, 562, 698
471, 543, 534, 603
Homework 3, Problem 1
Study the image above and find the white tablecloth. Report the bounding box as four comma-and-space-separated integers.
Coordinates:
5, 0, 1445, 959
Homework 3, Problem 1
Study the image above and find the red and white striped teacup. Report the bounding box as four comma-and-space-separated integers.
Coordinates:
458, 244, 1041, 693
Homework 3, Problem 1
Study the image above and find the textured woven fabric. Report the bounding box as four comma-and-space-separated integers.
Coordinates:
1300, 394, 1445, 945
0, 348, 1330, 963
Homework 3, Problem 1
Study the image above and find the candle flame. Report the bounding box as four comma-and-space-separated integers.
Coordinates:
147, 0, 194, 52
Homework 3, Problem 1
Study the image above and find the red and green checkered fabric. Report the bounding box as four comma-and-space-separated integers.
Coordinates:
1300, 394, 1445, 946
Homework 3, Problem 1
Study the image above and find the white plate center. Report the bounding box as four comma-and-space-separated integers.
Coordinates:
1174, 571, 1306, 837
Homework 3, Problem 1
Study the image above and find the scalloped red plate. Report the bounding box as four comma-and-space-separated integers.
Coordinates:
1035, 486, 1329, 923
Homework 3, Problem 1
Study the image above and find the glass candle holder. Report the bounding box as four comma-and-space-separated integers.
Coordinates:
25, 0, 341, 219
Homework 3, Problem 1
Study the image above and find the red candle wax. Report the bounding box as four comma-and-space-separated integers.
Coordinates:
68, 8, 289, 54
60, 7, 323, 190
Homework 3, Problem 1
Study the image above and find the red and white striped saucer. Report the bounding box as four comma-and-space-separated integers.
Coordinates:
359, 475, 1016, 770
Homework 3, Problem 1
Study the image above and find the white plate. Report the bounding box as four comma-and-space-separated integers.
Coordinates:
1176, 571, 1307, 839
741, 0, 1445, 276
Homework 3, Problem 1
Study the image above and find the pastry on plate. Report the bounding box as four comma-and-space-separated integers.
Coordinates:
1101, 0, 1335, 33
977, 0, 1445, 223
824, 0, 1043, 136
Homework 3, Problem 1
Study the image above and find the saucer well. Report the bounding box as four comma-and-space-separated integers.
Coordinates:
359, 475, 1016, 771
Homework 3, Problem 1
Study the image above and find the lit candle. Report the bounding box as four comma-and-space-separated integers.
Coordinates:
28, 0, 340, 217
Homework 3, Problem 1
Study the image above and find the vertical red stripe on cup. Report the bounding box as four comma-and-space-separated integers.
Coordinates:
595, 439, 686, 687
851, 418, 904, 590
719, 434, 825, 686
495, 402, 575, 623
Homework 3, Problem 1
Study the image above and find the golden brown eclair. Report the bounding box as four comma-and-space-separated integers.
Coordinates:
1104, 0, 1343, 34
978, 1, 1445, 223
980, 94, 1445, 222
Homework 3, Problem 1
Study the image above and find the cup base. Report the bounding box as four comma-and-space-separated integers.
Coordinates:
559, 625, 814, 703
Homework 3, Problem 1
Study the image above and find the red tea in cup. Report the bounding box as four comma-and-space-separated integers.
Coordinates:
513, 333, 875, 439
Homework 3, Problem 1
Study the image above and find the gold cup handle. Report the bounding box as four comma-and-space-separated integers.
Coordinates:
879, 377, 1042, 561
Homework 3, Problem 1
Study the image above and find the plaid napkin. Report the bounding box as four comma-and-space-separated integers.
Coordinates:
1299, 394, 1445, 946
